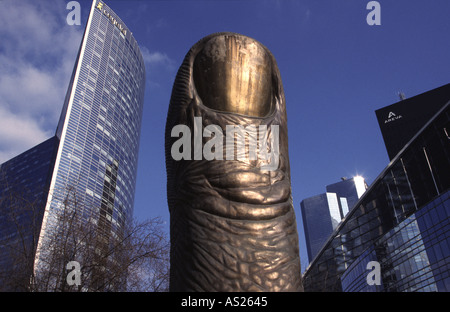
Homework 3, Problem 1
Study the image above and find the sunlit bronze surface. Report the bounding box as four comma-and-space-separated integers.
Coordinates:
193, 35, 273, 117
165, 32, 303, 292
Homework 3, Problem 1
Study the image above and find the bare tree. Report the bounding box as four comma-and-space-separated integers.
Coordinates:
0, 183, 169, 292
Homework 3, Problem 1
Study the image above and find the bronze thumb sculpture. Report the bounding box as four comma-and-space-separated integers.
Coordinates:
165, 32, 303, 291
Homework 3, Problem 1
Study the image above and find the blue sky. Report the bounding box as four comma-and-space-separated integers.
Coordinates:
0, 0, 449, 271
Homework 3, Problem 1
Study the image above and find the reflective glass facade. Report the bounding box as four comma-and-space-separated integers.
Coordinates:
36, 0, 145, 270
326, 177, 368, 217
341, 191, 450, 292
0, 137, 59, 290
301, 194, 335, 263
303, 98, 450, 292
0, 0, 145, 290
300, 177, 367, 264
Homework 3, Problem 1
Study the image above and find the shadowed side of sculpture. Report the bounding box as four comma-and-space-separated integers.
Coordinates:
165, 32, 303, 292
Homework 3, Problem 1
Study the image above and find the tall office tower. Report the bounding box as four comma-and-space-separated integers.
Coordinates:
0, 1, 145, 291
300, 177, 367, 264
375, 83, 450, 160
303, 86, 450, 292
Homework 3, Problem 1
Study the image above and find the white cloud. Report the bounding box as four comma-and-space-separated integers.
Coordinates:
0, 0, 83, 162
141, 47, 175, 71
0, 106, 51, 163
139, 47, 177, 90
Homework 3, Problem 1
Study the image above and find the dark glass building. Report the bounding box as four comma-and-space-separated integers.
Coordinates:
341, 192, 450, 292
0, 0, 145, 291
375, 83, 450, 160
0, 137, 59, 290
300, 177, 367, 264
303, 87, 450, 292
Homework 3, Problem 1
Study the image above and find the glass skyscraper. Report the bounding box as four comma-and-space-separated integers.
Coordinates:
300, 177, 367, 264
303, 86, 450, 292
0, 0, 145, 291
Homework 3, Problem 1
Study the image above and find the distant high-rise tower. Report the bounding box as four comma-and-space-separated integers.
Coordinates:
0, 0, 145, 291
300, 177, 367, 264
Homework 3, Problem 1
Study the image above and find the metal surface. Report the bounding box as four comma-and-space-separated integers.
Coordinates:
193, 35, 273, 117
165, 32, 303, 292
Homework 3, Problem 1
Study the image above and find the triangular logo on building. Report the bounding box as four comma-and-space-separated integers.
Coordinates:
384, 111, 402, 124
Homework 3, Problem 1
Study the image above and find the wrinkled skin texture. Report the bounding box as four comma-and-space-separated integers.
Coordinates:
165, 32, 303, 292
